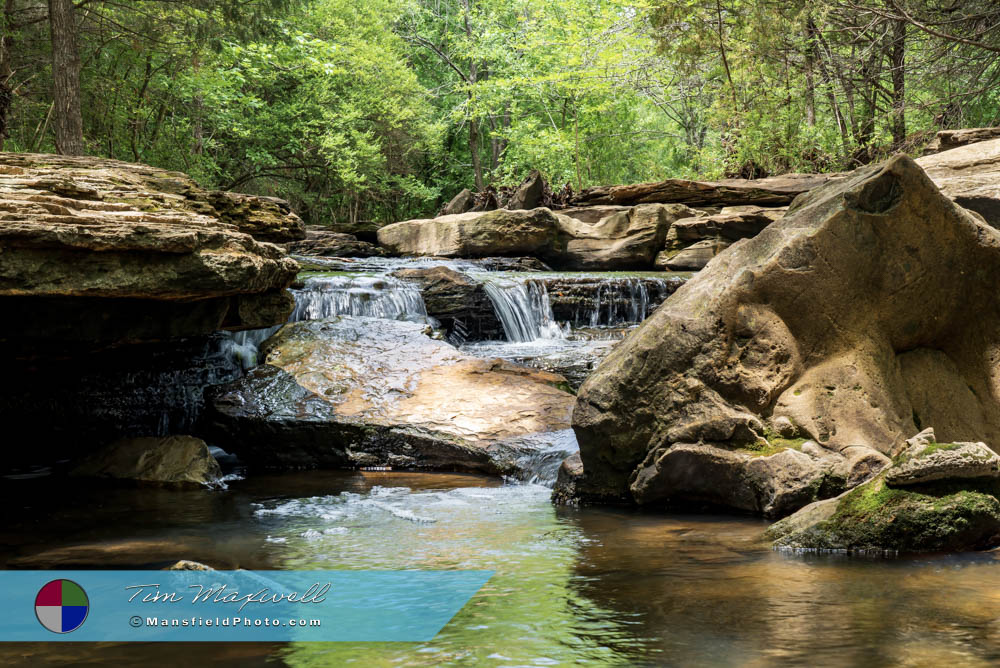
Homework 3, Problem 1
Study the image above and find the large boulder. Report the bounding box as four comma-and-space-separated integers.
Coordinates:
0, 153, 299, 351
203, 316, 576, 474
917, 138, 1000, 226
71, 435, 222, 486
571, 173, 838, 208
884, 428, 1000, 487
376, 204, 695, 270
508, 170, 546, 210
656, 238, 730, 271
565, 154, 1000, 515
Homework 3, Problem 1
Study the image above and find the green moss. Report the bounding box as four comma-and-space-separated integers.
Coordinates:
739, 433, 806, 458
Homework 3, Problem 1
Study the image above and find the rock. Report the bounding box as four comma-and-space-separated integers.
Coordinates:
377, 203, 695, 270
474, 256, 552, 272
670, 207, 784, 244
658, 239, 730, 271
508, 170, 545, 210
922, 127, 1000, 155
205, 191, 305, 243
766, 475, 1000, 553
543, 275, 686, 326
203, 316, 575, 474
166, 560, 214, 571
70, 435, 222, 485
551, 203, 695, 270
570, 154, 1000, 515
377, 208, 560, 259
390, 266, 504, 341
571, 173, 839, 208
442, 188, 476, 215
626, 442, 846, 518
885, 429, 1000, 487
917, 138, 1000, 225
552, 451, 585, 505
284, 227, 385, 258
0, 153, 299, 351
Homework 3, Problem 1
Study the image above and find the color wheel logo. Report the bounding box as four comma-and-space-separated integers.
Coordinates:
35, 579, 89, 633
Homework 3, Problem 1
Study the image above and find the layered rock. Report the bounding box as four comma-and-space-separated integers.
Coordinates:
564, 154, 1000, 516
284, 227, 385, 258
917, 138, 1000, 225
922, 127, 1000, 155
656, 206, 786, 271
0, 152, 299, 351
377, 204, 695, 270
571, 173, 838, 208
391, 266, 504, 341
203, 317, 576, 474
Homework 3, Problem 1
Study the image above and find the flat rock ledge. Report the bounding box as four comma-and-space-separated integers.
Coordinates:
203, 316, 576, 475
0, 152, 300, 350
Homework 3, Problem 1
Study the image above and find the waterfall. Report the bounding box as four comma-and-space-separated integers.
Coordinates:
218, 325, 283, 371
587, 278, 661, 327
482, 279, 567, 343
290, 275, 428, 322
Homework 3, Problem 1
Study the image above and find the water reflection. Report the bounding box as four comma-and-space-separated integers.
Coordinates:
2, 472, 1000, 666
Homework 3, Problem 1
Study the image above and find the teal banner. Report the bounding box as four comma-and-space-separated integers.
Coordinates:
0, 570, 492, 641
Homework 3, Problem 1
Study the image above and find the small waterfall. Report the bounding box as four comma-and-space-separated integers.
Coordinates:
587, 278, 659, 327
290, 275, 428, 322
482, 279, 567, 343
218, 325, 282, 371
510, 429, 580, 487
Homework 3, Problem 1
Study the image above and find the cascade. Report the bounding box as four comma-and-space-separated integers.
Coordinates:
290, 275, 428, 322
481, 279, 567, 343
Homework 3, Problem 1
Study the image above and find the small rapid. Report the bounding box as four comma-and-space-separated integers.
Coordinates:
481, 278, 567, 343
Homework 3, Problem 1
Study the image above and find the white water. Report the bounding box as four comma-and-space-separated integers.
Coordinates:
481, 279, 567, 343
586, 277, 666, 327
290, 275, 428, 322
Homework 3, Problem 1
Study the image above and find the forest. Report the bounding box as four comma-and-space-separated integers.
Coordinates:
3, 0, 999, 227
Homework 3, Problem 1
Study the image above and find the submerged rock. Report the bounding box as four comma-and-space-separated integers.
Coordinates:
203, 317, 575, 474
70, 435, 222, 485
766, 475, 1000, 553
566, 154, 1000, 516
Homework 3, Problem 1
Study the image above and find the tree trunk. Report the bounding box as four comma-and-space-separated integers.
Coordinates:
0, 0, 17, 150
889, 19, 906, 147
48, 0, 84, 155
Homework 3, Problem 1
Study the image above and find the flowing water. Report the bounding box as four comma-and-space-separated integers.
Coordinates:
4, 471, 1000, 667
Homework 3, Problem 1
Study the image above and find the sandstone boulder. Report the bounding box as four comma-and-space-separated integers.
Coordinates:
657, 239, 730, 271
70, 435, 222, 485
884, 428, 1000, 487
203, 316, 575, 474
376, 204, 695, 270
566, 154, 1000, 516
917, 138, 1000, 225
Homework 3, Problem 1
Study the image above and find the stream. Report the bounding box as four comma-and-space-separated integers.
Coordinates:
5, 258, 1000, 666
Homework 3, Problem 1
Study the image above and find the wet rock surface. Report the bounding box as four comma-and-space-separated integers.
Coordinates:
204, 317, 576, 474
391, 266, 504, 341
566, 154, 1000, 517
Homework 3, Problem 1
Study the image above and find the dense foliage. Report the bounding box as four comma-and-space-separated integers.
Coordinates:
2, 0, 998, 225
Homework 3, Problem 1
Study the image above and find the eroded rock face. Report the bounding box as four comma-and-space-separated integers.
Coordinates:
376, 204, 695, 270
884, 428, 1000, 487
917, 138, 1000, 225
203, 317, 575, 474
71, 435, 221, 485
0, 153, 299, 350
284, 227, 385, 258
567, 155, 1000, 515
